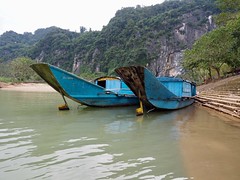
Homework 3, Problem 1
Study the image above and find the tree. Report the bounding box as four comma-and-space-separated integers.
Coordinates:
10, 57, 36, 82
213, 0, 240, 72
80, 26, 87, 34
183, 0, 240, 82
216, 0, 240, 10
183, 27, 234, 80
215, 0, 240, 25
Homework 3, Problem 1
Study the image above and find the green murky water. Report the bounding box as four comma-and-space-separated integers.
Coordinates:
0, 90, 239, 180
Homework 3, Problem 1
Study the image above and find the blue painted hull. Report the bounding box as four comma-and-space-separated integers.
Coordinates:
115, 66, 196, 110
146, 98, 195, 110
30, 63, 139, 107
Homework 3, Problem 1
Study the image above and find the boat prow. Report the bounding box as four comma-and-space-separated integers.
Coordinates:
115, 66, 196, 111
30, 63, 68, 95
30, 63, 139, 108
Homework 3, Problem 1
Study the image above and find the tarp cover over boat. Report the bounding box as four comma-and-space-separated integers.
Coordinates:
115, 66, 196, 110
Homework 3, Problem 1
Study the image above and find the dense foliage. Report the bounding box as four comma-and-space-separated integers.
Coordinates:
182, 0, 240, 83
0, 57, 38, 82
0, 0, 220, 81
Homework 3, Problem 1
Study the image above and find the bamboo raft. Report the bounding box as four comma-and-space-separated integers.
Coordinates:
194, 91, 240, 119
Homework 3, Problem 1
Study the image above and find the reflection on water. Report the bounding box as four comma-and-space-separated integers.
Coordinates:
0, 90, 239, 179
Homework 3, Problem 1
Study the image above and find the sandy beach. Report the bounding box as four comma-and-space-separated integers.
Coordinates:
0, 82, 56, 92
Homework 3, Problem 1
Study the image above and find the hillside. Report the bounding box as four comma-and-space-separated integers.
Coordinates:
0, 0, 219, 77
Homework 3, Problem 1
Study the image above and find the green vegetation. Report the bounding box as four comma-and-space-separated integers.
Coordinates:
0, 57, 39, 82
0, 0, 220, 82
182, 0, 240, 84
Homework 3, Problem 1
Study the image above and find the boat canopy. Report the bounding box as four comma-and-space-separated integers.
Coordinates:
93, 76, 132, 95
157, 77, 196, 97
94, 76, 121, 89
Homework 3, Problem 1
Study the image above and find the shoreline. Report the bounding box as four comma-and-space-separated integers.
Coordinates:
0, 82, 56, 92
1, 74, 240, 93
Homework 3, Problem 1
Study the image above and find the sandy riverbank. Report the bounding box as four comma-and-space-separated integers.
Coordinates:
1, 74, 240, 93
0, 82, 56, 92
197, 74, 240, 93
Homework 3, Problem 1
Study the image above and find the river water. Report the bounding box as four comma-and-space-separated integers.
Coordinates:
0, 90, 239, 180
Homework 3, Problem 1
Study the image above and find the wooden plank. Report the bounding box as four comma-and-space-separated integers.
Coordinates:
197, 95, 240, 103
207, 101, 239, 111
200, 91, 240, 96
200, 92, 240, 96
194, 97, 208, 103
203, 103, 240, 118
196, 96, 240, 107
199, 93, 240, 98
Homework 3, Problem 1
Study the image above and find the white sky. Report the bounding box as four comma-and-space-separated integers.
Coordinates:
0, 0, 164, 35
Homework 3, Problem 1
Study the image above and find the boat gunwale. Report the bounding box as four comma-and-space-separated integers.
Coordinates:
30, 63, 138, 107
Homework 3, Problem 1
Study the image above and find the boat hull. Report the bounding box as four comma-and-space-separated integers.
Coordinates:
31, 63, 138, 107
115, 66, 196, 110
147, 98, 195, 110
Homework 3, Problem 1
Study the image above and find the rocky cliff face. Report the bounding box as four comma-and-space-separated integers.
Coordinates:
147, 12, 216, 77
70, 9, 217, 77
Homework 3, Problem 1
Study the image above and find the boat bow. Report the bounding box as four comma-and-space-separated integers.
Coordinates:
30, 63, 66, 95
115, 66, 192, 111
115, 66, 153, 108
31, 63, 138, 107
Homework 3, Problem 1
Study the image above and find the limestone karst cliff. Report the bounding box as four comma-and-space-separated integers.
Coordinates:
0, 0, 219, 77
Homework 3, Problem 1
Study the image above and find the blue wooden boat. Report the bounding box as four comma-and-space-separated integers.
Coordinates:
30, 63, 138, 109
115, 66, 196, 114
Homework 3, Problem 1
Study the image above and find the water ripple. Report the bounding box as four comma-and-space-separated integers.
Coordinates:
0, 138, 186, 180
0, 125, 190, 180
